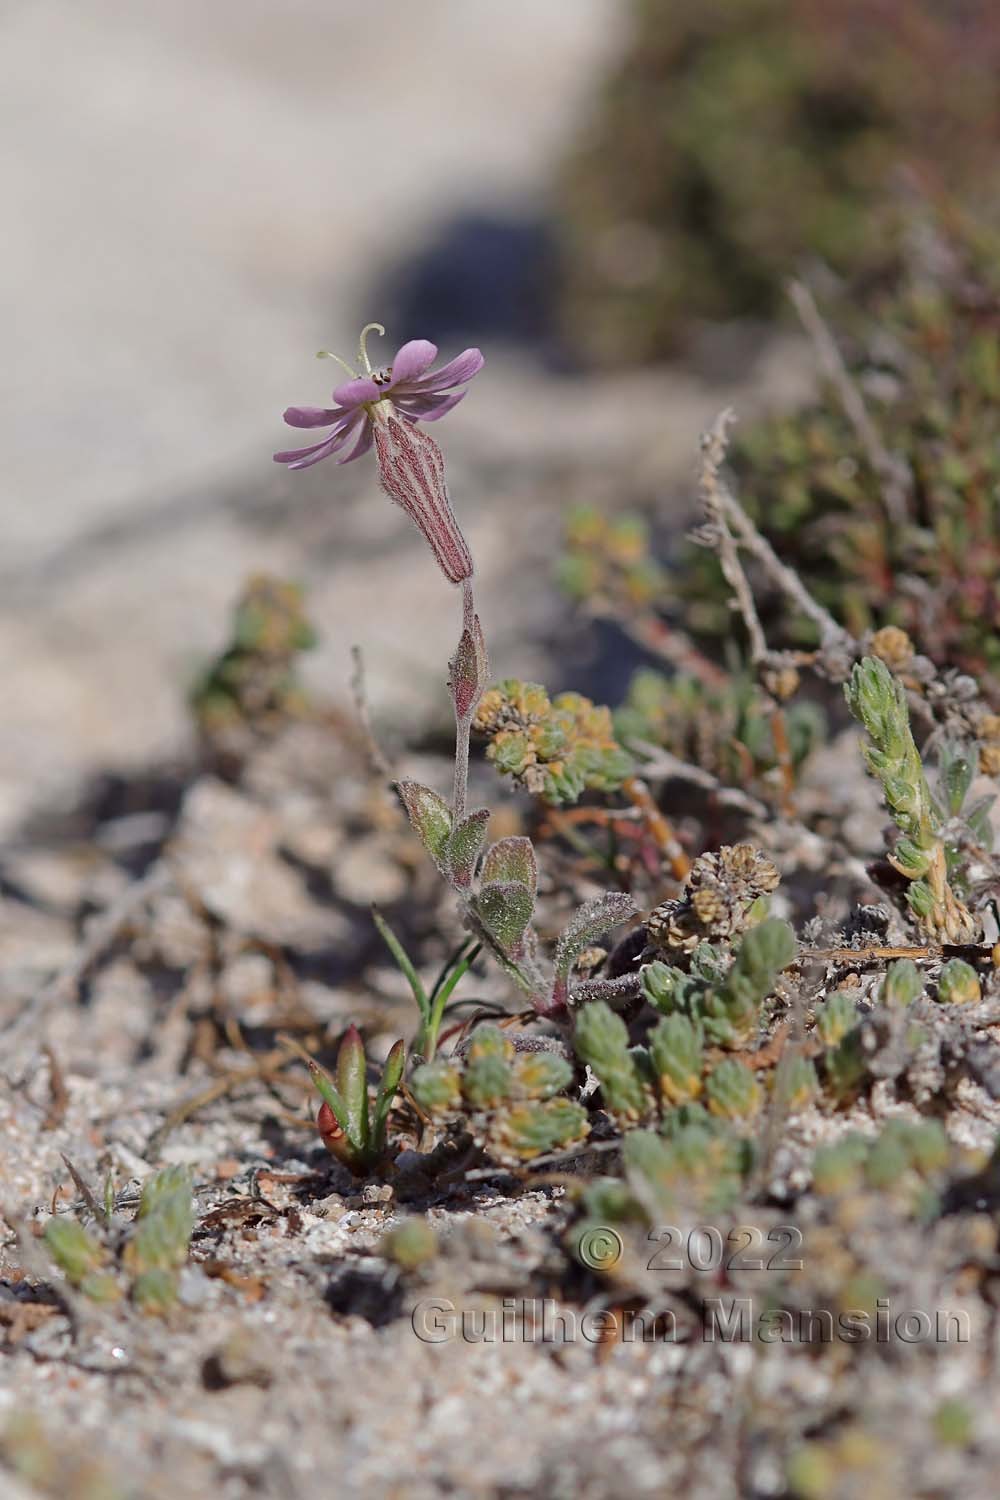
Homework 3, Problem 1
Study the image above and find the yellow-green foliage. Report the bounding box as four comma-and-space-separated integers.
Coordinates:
473, 679, 632, 806
556, 507, 664, 611
409, 1028, 587, 1162
191, 573, 316, 738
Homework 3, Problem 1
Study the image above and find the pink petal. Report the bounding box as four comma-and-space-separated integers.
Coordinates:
391, 389, 466, 422
385, 339, 438, 389
274, 414, 363, 469
403, 347, 484, 394
283, 404, 349, 429
337, 417, 375, 464
332, 375, 380, 407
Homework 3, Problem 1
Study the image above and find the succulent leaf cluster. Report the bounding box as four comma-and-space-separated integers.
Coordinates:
811, 1119, 950, 1207
45, 1166, 194, 1314
846, 656, 981, 941
409, 1026, 589, 1163
472, 678, 632, 807
621, 1112, 755, 1219
616, 666, 824, 794
311, 1026, 405, 1175
642, 917, 797, 1050
573, 920, 793, 1125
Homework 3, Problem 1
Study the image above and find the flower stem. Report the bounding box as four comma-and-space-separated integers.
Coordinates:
451, 579, 476, 823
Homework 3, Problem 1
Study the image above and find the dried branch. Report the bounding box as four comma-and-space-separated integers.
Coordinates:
695, 409, 770, 666
788, 278, 910, 526
627, 741, 771, 820
349, 643, 391, 779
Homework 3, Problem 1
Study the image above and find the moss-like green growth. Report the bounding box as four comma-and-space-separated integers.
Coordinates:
45, 1166, 195, 1314
624, 1116, 753, 1217
812, 1120, 950, 1199
773, 1054, 819, 1112
823, 1027, 868, 1105
43, 1218, 120, 1303
811, 1135, 870, 1195
410, 1060, 463, 1115
461, 1053, 514, 1109
491, 1098, 590, 1161
556, 507, 665, 613
122, 1166, 194, 1313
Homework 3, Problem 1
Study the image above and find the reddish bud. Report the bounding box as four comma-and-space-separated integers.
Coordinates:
317, 1101, 344, 1152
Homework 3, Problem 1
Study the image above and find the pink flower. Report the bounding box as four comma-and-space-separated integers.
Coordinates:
274, 326, 484, 471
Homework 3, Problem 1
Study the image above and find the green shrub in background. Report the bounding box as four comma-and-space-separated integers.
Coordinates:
557, 0, 1000, 361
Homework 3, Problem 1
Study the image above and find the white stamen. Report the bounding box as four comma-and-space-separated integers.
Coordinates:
357, 322, 386, 374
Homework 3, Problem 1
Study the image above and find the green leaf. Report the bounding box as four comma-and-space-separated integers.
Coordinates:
491, 1098, 589, 1160
445, 808, 490, 888
395, 780, 452, 873
372, 907, 428, 1022
372, 1039, 406, 1150
937, 959, 981, 1005
481, 836, 537, 894
310, 1063, 356, 1146
555, 892, 636, 981
511, 1051, 574, 1100
409, 1060, 462, 1114
337, 1025, 370, 1155
462, 1053, 514, 1107
938, 740, 975, 816
476, 881, 535, 957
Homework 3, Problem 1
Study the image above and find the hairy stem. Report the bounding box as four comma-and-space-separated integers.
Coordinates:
451, 578, 476, 823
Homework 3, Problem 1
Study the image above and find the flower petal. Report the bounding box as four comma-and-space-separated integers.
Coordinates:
385, 339, 438, 389
283, 404, 348, 429
338, 417, 375, 464
403, 347, 484, 394
332, 375, 380, 407
274, 414, 363, 469
391, 389, 467, 422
